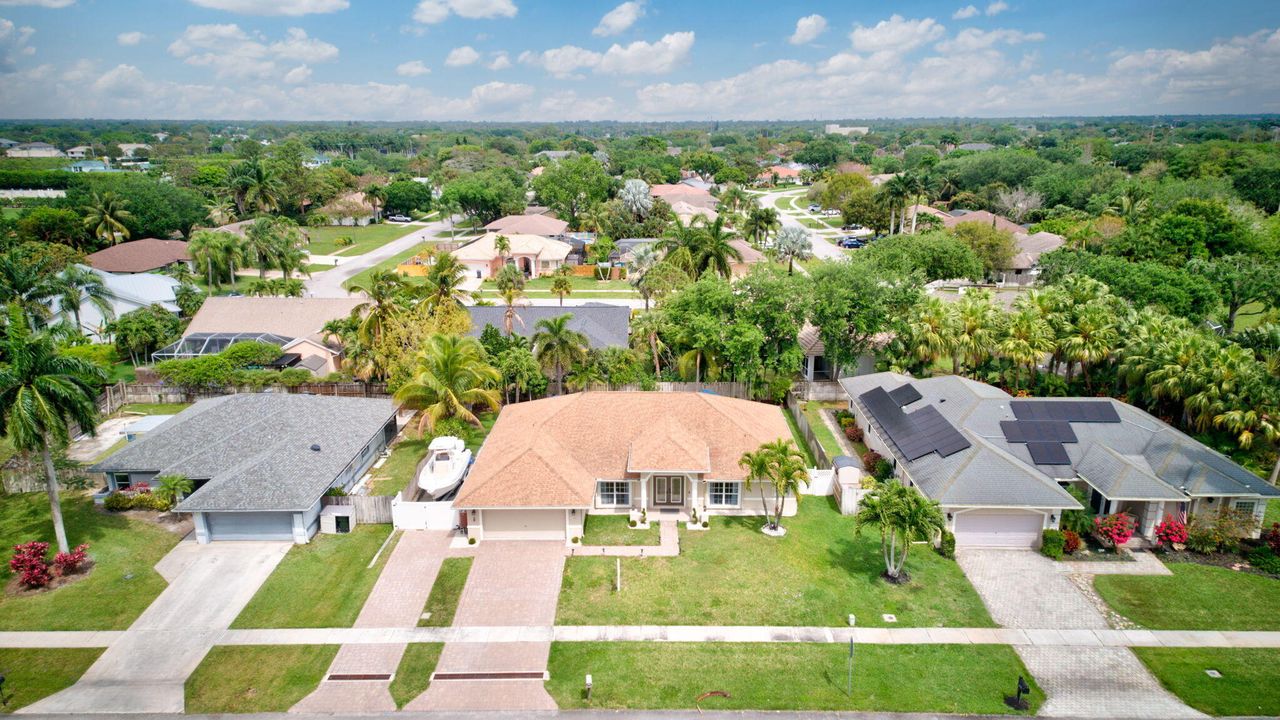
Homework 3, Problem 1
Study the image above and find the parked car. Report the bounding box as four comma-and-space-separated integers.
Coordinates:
386, 214, 412, 222
838, 237, 866, 249
807, 203, 822, 213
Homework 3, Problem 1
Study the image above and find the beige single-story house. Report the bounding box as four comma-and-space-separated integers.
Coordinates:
86, 238, 191, 275
454, 392, 796, 541
1001, 230, 1066, 286
453, 232, 572, 280
482, 213, 569, 236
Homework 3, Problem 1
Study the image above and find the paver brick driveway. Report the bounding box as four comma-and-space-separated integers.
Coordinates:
957, 548, 1107, 629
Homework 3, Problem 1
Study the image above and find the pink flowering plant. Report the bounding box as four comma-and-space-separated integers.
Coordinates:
1094, 512, 1136, 547
9, 541, 52, 588
53, 544, 90, 576
1154, 516, 1188, 547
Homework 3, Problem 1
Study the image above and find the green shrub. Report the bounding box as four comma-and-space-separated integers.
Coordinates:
334, 235, 355, 247
103, 492, 132, 512
219, 341, 283, 368
278, 368, 313, 387
872, 458, 894, 481
937, 530, 956, 559
60, 343, 119, 369
1186, 524, 1219, 553
1247, 546, 1280, 575
155, 355, 235, 389
324, 486, 348, 497
1040, 529, 1065, 559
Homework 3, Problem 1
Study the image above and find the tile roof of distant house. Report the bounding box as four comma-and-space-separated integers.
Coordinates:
956, 142, 996, 151
453, 232, 572, 263
535, 150, 575, 160
466, 304, 630, 349
454, 392, 791, 508
93, 394, 396, 512
483, 214, 569, 236
86, 239, 190, 273
650, 183, 712, 198
947, 209, 1025, 234
184, 297, 362, 341
1010, 231, 1066, 269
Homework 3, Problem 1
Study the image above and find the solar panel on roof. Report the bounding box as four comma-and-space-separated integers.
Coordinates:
1027, 442, 1072, 465
888, 384, 923, 406
1011, 400, 1120, 423
858, 388, 971, 462
1000, 420, 1077, 443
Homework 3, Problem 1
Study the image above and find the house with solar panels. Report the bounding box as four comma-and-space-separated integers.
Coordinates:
840, 372, 1280, 549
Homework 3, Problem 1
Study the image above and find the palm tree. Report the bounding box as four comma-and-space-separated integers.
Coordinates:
773, 226, 811, 275
693, 215, 743, 279
619, 178, 653, 219
363, 183, 386, 220
499, 283, 528, 336
0, 310, 107, 552
243, 218, 280, 279
627, 243, 661, 311
188, 230, 232, 288
83, 191, 132, 246
677, 342, 721, 384
658, 216, 703, 276
853, 481, 945, 582
0, 253, 59, 322
1061, 304, 1119, 391
629, 311, 667, 374
494, 234, 512, 264
882, 175, 913, 234
227, 159, 283, 215
348, 270, 406, 346
394, 334, 501, 434
743, 207, 780, 245
55, 265, 113, 334
205, 198, 236, 226
550, 272, 573, 307
718, 184, 752, 215
738, 445, 776, 522
532, 314, 588, 395
420, 251, 470, 310
999, 305, 1055, 388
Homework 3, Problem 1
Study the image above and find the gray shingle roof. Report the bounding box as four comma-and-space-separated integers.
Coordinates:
466, 305, 630, 349
840, 373, 1279, 508
93, 394, 396, 512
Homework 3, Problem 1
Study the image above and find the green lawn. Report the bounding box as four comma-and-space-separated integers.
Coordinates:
802, 401, 847, 460
185, 645, 338, 714
1094, 563, 1280, 630
194, 274, 258, 297
1233, 301, 1272, 331
0, 648, 103, 713
305, 223, 417, 256
800, 217, 842, 230
481, 275, 634, 291
1134, 648, 1280, 717
0, 494, 180, 630
389, 643, 443, 708
232, 525, 396, 628
92, 438, 128, 463
783, 406, 817, 466
557, 497, 994, 627
107, 361, 136, 384
342, 241, 436, 290
546, 642, 1041, 714
305, 262, 338, 274
367, 414, 496, 497
581, 513, 660, 546
419, 557, 472, 627
1265, 498, 1279, 529
117, 402, 191, 416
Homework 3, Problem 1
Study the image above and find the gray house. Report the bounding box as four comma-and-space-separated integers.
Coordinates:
841, 373, 1279, 549
466, 304, 630, 349
92, 394, 397, 543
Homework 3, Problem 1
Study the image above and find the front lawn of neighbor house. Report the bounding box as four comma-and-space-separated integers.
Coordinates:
389, 643, 444, 708
1133, 648, 1280, 717
0, 494, 180, 630
581, 513, 660, 546
419, 557, 472, 627
546, 642, 1041, 714
557, 497, 994, 627
232, 525, 396, 628
305, 223, 417, 256
0, 648, 103, 713
185, 645, 338, 714
1094, 563, 1280, 630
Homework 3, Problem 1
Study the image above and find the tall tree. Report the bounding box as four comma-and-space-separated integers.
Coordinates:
853, 481, 945, 582
532, 155, 613, 229
55, 265, 113, 334
82, 191, 132, 246
773, 226, 812, 275
532, 314, 589, 395
394, 334, 501, 433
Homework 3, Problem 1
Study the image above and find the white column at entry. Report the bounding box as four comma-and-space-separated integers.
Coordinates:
689, 475, 699, 512
639, 476, 648, 510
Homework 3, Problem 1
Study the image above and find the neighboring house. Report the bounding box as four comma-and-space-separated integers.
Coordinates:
66, 146, 91, 159
825, 124, 870, 136
483, 213, 569, 236
650, 183, 717, 211
679, 177, 716, 193
466, 304, 630, 349
455, 392, 794, 541
86, 239, 191, 274
155, 296, 364, 374
841, 373, 1280, 549
534, 149, 575, 161
727, 238, 768, 278
757, 164, 803, 185
92, 394, 397, 544
0, 138, 17, 149
7, 142, 64, 158
1003, 231, 1066, 286
906, 205, 1025, 234
797, 323, 877, 382
670, 200, 717, 225
50, 265, 180, 340
303, 154, 331, 169
955, 142, 996, 152
868, 173, 898, 187
317, 192, 378, 226
67, 160, 118, 173
453, 232, 572, 280
117, 143, 151, 158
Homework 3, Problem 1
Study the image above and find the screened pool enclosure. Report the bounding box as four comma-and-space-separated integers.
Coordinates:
151, 332, 294, 362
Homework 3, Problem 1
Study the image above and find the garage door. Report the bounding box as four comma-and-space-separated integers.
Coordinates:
483, 509, 565, 541
205, 511, 294, 541
953, 510, 1043, 548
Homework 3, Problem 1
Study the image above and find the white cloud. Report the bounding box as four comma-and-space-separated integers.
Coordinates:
0, 17, 35, 73
789, 14, 827, 45
92, 63, 148, 97
520, 44, 600, 77
521, 31, 693, 77
0, 0, 74, 6
486, 51, 510, 70
396, 59, 431, 76
283, 64, 311, 83
986, 1, 1009, 16
116, 31, 146, 46
188, 0, 348, 15
467, 80, 533, 106
168, 24, 337, 79
445, 45, 480, 66
936, 28, 1045, 53
592, 0, 643, 37
952, 5, 978, 19
849, 15, 945, 54
412, 0, 516, 24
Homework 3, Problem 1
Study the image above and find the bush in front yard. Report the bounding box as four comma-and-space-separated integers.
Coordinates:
860, 449, 882, 469
1263, 523, 1280, 554
1094, 513, 1135, 547
53, 544, 90, 576
1247, 546, 1280, 575
872, 458, 894, 481
1040, 529, 1065, 559
1062, 530, 1082, 555
936, 530, 956, 559
10, 541, 52, 588
103, 492, 133, 512
1154, 516, 1188, 548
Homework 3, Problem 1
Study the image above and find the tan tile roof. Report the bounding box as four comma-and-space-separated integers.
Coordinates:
650, 183, 711, 198
185, 297, 363, 340
453, 232, 572, 262
455, 392, 792, 508
483, 214, 569, 236
86, 239, 190, 273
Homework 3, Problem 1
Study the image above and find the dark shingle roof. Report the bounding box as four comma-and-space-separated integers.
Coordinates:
466, 305, 630, 349
93, 394, 396, 512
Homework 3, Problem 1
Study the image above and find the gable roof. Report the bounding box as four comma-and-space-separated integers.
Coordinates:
483, 214, 569, 236
93, 394, 396, 512
1010, 231, 1066, 269
86, 239, 190, 273
185, 297, 362, 341
466, 305, 630, 349
453, 232, 572, 262
454, 392, 792, 508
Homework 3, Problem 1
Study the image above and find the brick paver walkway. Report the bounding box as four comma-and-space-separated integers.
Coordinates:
291, 530, 451, 714
958, 549, 1108, 629
406, 541, 565, 712
572, 520, 680, 557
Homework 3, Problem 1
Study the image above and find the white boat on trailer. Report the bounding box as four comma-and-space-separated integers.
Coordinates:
417, 436, 471, 498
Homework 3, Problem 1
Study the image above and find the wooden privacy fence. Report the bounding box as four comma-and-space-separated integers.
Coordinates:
322, 494, 393, 524
120, 382, 391, 404
786, 391, 832, 470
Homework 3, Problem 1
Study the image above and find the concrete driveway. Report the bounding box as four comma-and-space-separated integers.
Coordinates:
304, 217, 456, 298
19, 539, 290, 715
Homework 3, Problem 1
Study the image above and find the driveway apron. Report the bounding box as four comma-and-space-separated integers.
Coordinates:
957, 549, 1205, 718
18, 539, 290, 715
406, 541, 566, 712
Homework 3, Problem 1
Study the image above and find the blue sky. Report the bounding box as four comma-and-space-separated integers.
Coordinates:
1, 0, 1279, 120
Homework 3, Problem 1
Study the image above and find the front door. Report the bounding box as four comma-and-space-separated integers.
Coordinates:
654, 476, 684, 506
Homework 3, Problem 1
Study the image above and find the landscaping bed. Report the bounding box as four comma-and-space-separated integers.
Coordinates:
546, 642, 1041, 713
0, 647, 103, 713
1133, 647, 1280, 717
1094, 563, 1280, 630
389, 643, 443, 708
184, 644, 338, 714
419, 557, 472, 627
232, 525, 396, 628
581, 513, 660, 546
558, 497, 994, 627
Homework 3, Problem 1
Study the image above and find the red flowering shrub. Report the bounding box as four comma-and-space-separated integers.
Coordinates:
1094, 513, 1136, 547
9, 541, 52, 588
1154, 516, 1188, 547
1062, 530, 1081, 555
844, 425, 864, 443
1262, 523, 1280, 554
860, 450, 882, 469
53, 544, 90, 576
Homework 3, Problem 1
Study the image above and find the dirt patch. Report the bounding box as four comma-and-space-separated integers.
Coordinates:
4, 559, 97, 598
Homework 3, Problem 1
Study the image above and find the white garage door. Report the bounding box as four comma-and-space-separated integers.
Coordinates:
954, 510, 1043, 548
483, 509, 565, 540
205, 511, 294, 541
